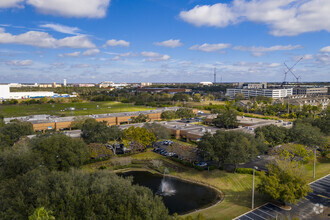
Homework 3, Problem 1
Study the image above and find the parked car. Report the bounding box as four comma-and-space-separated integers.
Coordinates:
197, 162, 208, 167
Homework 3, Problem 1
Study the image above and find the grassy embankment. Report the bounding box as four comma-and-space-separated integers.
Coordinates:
0, 101, 154, 117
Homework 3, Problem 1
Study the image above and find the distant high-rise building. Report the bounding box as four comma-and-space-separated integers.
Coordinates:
63, 79, 67, 87
52, 82, 56, 88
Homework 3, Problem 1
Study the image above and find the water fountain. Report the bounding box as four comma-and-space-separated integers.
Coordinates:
159, 168, 176, 196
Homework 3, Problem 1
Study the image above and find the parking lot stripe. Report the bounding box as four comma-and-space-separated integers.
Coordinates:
257, 208, 275, 218
248, 212, 267, 220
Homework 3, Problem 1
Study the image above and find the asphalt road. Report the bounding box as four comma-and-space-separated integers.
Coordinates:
235, 174, 330, 220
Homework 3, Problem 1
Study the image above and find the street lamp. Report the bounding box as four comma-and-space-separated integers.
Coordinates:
252, 166, 258, 209
313, 146, 319, 179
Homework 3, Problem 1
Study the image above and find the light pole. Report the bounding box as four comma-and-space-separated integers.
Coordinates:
252, 166, 258, 209
313, 146, 319, 179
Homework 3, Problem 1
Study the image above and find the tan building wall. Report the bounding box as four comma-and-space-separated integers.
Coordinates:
32, 112, 163, 131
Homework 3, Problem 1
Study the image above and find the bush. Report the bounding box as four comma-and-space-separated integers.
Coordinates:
236, 168, 260, 175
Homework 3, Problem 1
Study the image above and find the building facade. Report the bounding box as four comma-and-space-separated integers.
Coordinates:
293, 87, 328, 95
226, 88, 293, 99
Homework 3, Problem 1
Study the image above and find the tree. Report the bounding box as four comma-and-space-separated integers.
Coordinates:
255, 125, 291, 147
172, 93, 191, 101
30, 133, 89, 171
193, 93, 201, 102
198, 130, 258, 170
29, 207, 55, 220
0, 115, 4, 128
0, 120, 34, 146
271, 143, 313, 163
0, 169, 169, 219
258, 160, 311, 205
108, 125, 123, 142
70, 116, 89, 129
143, 122, 170, 140
291, 121, 326, 147
234, 93, 245, 101
176, 108, 195, 119
212, 108, 238, 129
81, 118, 121, 144
0, 141, 41, 179
123, 126, 156, 151
161, 110, 178, 120
88, 143, 112, 160
131, 114, 150, 123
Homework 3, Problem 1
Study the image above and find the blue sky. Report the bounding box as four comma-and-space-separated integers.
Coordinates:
0, 0, 329, 83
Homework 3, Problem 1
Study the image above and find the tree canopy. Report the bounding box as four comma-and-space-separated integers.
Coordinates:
255, 124, 291, 147
0, 120, 34, 146
198, 130, 259, 170
257, 160, 311, 205
176, 108, 196, 119
131, 114, 150, 123
81, 119, 122, 144
0, 169, 169, 220
143, 122, 170, 140
123, 126, 156, 151
212, 108, 239, 129
30, 133, 89, 171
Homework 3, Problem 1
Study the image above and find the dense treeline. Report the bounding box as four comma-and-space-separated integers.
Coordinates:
198, 131, 265, 170
0, 130, 169, 219
161, 108, 196, 120
0, 119, 34, 148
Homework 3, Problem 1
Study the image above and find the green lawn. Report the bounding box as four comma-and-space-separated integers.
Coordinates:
0, 101, 155, 117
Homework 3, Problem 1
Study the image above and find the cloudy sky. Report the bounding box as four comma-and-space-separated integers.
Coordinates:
0, 0, 329, 83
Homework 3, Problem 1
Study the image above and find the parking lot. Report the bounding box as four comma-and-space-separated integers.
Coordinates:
235, 174, 330, 220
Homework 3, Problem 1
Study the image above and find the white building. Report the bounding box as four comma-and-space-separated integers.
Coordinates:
200, 82, 213, 86
0, 85, 11, 99
63, 79, 67, 87
0, 84, 55, 100
226, 88, 293, 99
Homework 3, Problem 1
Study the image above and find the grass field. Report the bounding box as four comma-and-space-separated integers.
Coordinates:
83, 151, 329, 220
0, 101, 155, 117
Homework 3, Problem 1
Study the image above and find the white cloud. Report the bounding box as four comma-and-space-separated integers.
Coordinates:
141, 51, 170, 62
56, 35, 95, 48
268, 63, 281, 67
180, 3, 237, 27
0, 0, 23, 8
39, 23, 80, 35
154, 39, 183, 48
71, 64, 91, 68
6, 60, 33, 66
233, 45, 303, 56
82, 49, 100, 56
320, 46, 330, 53
111, 52, 135, 61
105, 39, 130, 47
189, 43, 231, 52
58, 51, 80, 57
26, 0, 110, 18
179, 0, 330, 36
0, 28, 95, 48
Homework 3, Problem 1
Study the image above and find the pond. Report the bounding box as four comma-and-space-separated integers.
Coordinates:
119, 171, 221, 215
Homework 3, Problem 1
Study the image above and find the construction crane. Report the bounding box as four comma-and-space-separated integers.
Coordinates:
283, 57, 303, 85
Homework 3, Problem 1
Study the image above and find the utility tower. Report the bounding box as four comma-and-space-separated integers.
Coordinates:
214, 68, 216, 84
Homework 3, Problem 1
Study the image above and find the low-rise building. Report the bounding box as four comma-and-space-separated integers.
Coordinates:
226, 88, 293, 99
292, 87, 328, 95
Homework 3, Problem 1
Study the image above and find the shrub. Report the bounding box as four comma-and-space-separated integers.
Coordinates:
236, 168, 260, 175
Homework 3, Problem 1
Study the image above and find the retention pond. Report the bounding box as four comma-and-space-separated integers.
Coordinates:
119, 171, 221, 215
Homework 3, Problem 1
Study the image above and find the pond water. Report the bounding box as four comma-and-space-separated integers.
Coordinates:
119, 171, 221, 215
